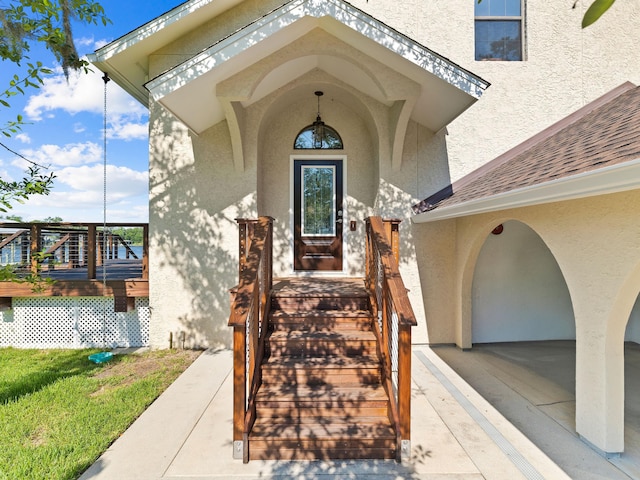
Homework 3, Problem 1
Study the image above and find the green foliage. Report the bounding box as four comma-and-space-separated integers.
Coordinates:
1, 0, 110, 135
110, 227, 144, 245
16, 249, 56, 293
0, 165, 55, 213
581, 0, 616, 27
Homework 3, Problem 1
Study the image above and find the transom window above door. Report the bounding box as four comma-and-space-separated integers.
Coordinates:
475, 0, 524, 61
294, 125, 343, 150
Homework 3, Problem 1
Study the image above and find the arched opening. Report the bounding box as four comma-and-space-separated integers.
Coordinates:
471, 220, 574, 343
623, 291, 640, 465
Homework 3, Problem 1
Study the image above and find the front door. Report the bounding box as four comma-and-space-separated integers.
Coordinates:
293, 159, 343, 271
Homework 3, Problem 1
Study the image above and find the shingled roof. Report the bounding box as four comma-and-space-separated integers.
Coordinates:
413, 82, 640, 218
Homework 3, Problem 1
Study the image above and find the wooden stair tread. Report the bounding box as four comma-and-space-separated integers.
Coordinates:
269, 330, 376, 341
270, 310, 373, 318
272, 278, 368, 297
253, 415, 391, 426
250, 421, 395, 439
263, 354, 380, 368
257, 383, 388, 400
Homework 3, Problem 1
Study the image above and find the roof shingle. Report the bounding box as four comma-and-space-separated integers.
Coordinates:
413, 82, 640, 214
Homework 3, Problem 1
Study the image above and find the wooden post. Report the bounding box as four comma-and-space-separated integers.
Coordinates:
237, 220, 248, 279
87, 225, 97, 280
232, 323, 247, 460
383, 219, 401, 265
398, 323, 412, 460
142, 224, 149, 280
30, 224, 41, 275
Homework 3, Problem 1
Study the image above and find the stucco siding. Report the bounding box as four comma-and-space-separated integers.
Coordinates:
148, 96, 257, 349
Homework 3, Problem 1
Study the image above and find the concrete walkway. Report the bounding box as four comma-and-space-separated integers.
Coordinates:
79, 346, 571, 480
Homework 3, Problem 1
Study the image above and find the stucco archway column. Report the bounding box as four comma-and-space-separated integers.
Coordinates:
574, 304, 624, 454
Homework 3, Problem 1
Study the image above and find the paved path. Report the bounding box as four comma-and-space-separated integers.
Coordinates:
79, 346, 571, 480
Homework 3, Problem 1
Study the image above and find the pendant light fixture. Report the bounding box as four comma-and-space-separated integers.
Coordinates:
312, 91, 325, 149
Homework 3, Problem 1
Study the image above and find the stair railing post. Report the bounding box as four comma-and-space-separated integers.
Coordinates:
232, 319, 247, 460
382, 219, 401, 265
398, 321, 412, 461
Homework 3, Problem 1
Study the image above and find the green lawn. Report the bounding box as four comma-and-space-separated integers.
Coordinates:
0, 348, 200, 480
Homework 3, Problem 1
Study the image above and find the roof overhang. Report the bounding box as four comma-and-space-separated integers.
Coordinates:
88, 0, 245, 105
413, 158, 640, 223
89, 0, 489, 135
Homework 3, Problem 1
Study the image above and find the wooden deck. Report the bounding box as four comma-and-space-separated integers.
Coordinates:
0, 222, 148, 299
0, 259, 147, 298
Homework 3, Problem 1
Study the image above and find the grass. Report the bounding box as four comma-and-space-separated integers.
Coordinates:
0, 347, 200, 480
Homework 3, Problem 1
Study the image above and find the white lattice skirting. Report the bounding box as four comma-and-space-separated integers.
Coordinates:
0, 297, 150, 349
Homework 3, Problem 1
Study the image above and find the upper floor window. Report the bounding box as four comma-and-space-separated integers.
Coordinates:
475, 0, 524, 61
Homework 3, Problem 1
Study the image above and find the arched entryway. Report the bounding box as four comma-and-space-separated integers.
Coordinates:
471, 220, 575, 343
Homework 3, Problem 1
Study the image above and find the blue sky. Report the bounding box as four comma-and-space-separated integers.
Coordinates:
0, 0, 182, 223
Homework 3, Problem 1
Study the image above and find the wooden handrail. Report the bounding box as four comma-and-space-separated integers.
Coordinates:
228, 216, 273, 463
0, 222, 148, 280
365, 216, 416, 462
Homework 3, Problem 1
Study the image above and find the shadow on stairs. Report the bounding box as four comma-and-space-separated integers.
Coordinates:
248, 277, 397, 461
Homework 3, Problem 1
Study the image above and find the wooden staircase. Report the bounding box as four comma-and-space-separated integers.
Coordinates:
247, 278, 397, 461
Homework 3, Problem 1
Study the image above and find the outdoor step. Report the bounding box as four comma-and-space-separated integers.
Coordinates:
261, 354, 382, 386
250, 421, 395, 442
249, 417, 396, 461
256, 383, 389, 405
267, 330, 377, 357
269, 310, 374, 332
257, 403, 390, 418
270, 295, 370, 313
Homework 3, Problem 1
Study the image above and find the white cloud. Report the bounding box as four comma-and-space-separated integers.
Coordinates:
76, 36, 97, 48
24, 66, 147, 121
0, 168, 15, 183
108, 120, 148, 141
15, 133, 31, 144
56, 164, 148, 198
17, 142, 102, 169
11, 164, 149, 222
73, 123, 86, 133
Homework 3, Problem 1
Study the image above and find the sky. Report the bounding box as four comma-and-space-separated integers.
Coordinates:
0, 0, 183, 223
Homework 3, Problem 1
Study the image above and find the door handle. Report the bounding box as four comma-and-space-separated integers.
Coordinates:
336, 219, 343, 224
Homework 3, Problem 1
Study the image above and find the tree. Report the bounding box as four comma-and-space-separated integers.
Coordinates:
0, 0, 109, 210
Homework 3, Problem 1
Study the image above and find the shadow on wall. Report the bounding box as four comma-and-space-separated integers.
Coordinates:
375, 179, 417, 270
149, 116, 257, 349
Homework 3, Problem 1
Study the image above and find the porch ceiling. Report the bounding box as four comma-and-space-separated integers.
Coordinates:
89, 0, 489, 135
